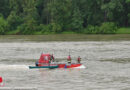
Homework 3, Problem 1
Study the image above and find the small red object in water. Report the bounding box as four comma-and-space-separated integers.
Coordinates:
0, 77, 3, 83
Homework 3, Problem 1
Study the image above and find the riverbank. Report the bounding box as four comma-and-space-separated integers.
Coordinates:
3, 27, 130, 35
0, 34, 130, 42
116, 27, 130, 34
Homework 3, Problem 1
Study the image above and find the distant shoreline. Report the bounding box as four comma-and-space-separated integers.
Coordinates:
2, 27, 130, 35
0, 34, 130, 42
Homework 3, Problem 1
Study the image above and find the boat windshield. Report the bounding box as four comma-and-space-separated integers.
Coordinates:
44, 56, 49, 60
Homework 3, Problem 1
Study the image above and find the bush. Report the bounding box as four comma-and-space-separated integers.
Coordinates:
83, 22, 117, 34
0, 16, 8, 34
83, 25, 99, 34
50, 23, 62, 33
38, 24, 51, 33
16, 24, 26, 34
99, 22, 117, 34
17, 18, 39, 35
116, 27, 130, 34
38, 23, 62, 34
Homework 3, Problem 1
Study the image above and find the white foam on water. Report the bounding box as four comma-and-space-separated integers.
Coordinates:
0, 87, 37, 90
0, 64, 29, 71
74, 65, 86, 69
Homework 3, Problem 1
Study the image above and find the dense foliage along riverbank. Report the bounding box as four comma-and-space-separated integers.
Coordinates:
0, 0, 130, 35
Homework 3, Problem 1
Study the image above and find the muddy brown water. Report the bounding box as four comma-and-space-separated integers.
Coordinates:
0, 34, 130, 90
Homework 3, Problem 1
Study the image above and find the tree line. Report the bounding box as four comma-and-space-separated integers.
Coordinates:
0, 0, 130, 34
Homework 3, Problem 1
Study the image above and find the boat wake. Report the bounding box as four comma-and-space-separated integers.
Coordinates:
0, 64, 86, 71
0, 64, 29, 71
74, 65, 86, 69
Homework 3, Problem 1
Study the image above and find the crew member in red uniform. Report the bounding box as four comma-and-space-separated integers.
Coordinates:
67, 55, 71, 64
77, 56, 81, 63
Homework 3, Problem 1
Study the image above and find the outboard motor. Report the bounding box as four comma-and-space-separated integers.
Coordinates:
35, 61, 38, 66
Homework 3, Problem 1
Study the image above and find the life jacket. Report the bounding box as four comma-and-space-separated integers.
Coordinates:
67, 55, 71, 61
77, 57, 81, 61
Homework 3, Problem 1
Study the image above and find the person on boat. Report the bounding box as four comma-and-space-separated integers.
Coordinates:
67, 55, 71, 64
51, 54, 55, 62
77, 56, 81, 63
35, 61, 38, 66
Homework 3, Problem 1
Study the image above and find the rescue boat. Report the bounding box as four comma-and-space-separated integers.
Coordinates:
29, 53, 85, 69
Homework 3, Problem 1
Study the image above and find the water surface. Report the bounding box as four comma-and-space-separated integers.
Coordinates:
0, 35, 130, 90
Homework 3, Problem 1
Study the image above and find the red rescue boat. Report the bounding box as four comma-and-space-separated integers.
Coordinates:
29, 53, 85, 69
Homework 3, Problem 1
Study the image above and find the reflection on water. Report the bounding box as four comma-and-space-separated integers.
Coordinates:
0, 35, 130, 90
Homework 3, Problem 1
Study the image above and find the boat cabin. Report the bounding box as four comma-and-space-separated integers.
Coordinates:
38, 54, 51, 64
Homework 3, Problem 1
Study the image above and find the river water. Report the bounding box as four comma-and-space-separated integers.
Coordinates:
0, 34, 130, 90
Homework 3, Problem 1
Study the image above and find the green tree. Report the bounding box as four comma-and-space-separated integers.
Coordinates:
85, 0, 103, 26
18, 0, 39, 34
9, 0, 24, 17
0, 0, 129, 34
0, 15, 8, 34
47, 0, 73, 31
71, 6, 83, 32
125, 0, 130, 26
7, 11, 23, 30
0, 0, 10, 18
